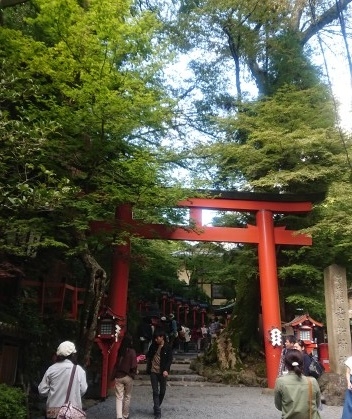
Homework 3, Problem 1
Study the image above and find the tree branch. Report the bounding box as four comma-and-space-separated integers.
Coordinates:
301, 0, 352, 45
0, 0, 29, 7
291, 0, 305, 31
223, 25, 242, 98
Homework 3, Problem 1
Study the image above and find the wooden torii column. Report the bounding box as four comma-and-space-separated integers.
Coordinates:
92, 193, 314, 394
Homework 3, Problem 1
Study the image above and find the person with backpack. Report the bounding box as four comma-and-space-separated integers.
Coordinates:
294, 339, 324, 380
293, 339, 313, 376
168, 313, 179, 352
138, 317, 153, 355
179, 325, 191, 353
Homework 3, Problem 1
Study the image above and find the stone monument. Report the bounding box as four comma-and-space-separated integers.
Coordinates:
324, 264, 352, 374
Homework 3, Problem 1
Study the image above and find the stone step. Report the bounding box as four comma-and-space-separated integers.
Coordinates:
138, 361, 195, 373
138, 354, 198, 365
133, 379, 221, 387
138, 365, 194, 374
107, 378, 226, 392
135, 355, 206, 386
135, 373, 206, 382
138, 370, 196, 376
137, 368, 198, 377
172, 358, 197, 364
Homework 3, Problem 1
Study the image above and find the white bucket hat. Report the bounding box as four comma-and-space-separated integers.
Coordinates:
56, 341, 77, 357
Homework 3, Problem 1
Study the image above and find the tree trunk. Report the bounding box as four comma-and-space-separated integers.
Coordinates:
75, 230, 108, 367
216, 329, 239, 369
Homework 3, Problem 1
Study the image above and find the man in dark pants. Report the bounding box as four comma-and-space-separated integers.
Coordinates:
146, 329, 173, 419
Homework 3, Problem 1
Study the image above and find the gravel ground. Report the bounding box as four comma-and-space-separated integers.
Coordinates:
86, 383, 343, 419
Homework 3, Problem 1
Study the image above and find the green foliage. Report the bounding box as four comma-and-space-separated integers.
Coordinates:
265, 30, 321, 94
2, 0, 352, 373
0, 384, 27, 419
130, 239, 181, 298
0, 0, 184, 382
285, 294, 326, 320
129, 239, 209, 302
176, 241, 236, 290
171, 0, 346, 97
0, 0, 178, 255
229, 247, 261, 352
309, 179, 352, 264
279, 264, 322, 288
212, 85, 343, 193
279, 263, 325, 320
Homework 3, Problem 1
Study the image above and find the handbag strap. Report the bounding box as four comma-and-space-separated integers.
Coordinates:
308, 376, 312, 419
65, 364, 77, 404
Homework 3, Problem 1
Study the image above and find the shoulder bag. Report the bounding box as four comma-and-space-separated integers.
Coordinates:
56, 365, 86, 419
307, 376, 313, 419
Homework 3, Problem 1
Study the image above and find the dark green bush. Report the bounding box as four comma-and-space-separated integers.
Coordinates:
0, 383, 27, 419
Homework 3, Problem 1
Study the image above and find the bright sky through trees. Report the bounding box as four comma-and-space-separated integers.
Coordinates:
309, 35, 352, 131
330, 62, 352, 130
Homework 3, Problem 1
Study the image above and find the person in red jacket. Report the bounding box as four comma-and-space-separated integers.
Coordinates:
112, 334, 138, 419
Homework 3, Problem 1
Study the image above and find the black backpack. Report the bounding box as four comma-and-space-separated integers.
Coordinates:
169, 319, 182, 334
308, 356, 325, 379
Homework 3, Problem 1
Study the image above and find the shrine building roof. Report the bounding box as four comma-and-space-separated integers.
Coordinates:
284, 313, 323, 328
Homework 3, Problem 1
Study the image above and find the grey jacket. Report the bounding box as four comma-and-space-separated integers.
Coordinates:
38, 359, 87, 409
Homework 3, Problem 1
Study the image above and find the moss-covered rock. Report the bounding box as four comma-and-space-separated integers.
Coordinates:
191, 355, 267, 387
319, 372, 346, 406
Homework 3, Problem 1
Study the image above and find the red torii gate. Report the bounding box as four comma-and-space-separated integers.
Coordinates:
92, 191, 317, 397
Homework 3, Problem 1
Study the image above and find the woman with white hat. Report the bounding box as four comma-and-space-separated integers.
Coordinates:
38, 340, 88, 419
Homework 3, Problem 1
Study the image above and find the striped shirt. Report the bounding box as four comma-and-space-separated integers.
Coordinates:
151, 345, 162, 373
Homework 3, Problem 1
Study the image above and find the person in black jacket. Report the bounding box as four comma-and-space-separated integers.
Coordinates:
138, 317, 153, 354
293, 339, 313, 376
146, 329, 173, 419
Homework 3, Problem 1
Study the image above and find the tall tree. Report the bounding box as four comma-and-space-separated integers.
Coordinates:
172, 0, 352, 96
158, 0, 352, 367
0, 0, 183, 364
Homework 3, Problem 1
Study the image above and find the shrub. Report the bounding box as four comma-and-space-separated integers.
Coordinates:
0, 383, 27, 419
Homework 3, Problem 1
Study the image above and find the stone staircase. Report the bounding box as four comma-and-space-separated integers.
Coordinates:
135, 352, 211, 386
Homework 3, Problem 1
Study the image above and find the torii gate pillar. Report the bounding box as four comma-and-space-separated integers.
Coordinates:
107, 205, 131, 385
257, 210, 282, 387
95, 205, 131, 399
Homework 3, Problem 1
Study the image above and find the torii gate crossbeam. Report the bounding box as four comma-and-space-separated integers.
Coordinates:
91, 192, 318, 396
